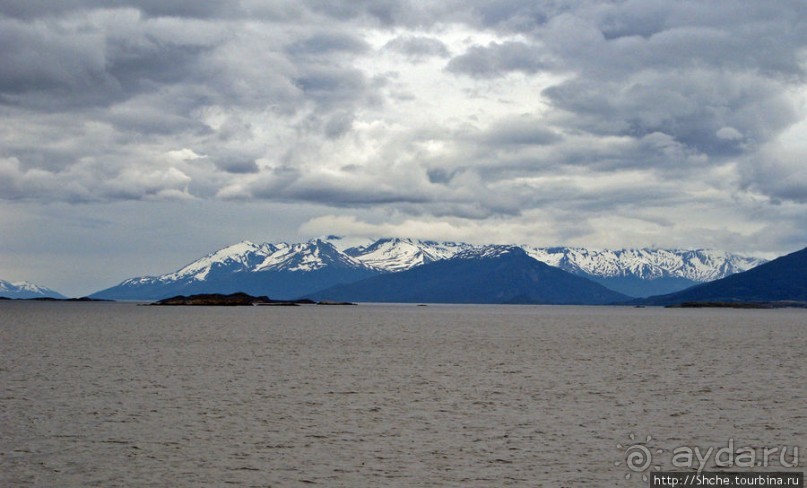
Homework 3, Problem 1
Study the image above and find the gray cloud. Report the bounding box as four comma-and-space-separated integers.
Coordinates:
287, 32, 370, 57
543, 72, 798, 158
482, 116, 562, 147
383, 35, 450, 60
294, 67, 373, 107
0, 1, 244, 20
446, 41, 547, 78
0, 17, 116, 109
1, 0, 806, 294
301, 0, 417, 26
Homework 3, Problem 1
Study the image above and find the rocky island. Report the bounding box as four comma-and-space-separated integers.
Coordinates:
151, 292, 355, 306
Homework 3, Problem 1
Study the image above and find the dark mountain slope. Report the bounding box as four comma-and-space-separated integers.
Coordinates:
638, 246, 807, 306
309, 247, 629, 305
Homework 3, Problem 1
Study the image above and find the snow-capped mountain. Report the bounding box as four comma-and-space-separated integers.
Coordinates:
0, 279, 66, 299
343, 239, 765, 296
255, 240, 369, 272
344, 238, 475, 272
151, 239, 369, 282
525, 247, 767, 297
89, 236, 768, 300
523, 247, 763, 282
91, 239, 379, 301
636, 246, 807, 306
311, 247, 630, 305
522, 247, 765, 297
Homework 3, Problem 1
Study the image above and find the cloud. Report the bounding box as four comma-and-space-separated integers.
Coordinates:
481, 115, 562, 146
0, 1, 245, 20
383, 35, 450, 61
446, 41, 548, 78
0, 0, 805, 277
0, 16, 115, 109
287, 32, 370, 57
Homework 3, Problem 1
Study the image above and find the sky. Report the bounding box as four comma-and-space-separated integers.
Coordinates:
1, 0, 806, 296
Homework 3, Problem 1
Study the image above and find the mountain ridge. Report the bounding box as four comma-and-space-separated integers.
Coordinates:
89, 237, 767, 301
0, 279, 66, 299
91, 239, 379, 301
309, 247, 630, 305
636, 246, 807, 306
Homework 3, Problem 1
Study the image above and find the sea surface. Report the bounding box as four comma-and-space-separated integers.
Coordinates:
1, 302, 804, 487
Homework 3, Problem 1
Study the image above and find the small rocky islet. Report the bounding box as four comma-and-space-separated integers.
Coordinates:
151, 292, 355, 306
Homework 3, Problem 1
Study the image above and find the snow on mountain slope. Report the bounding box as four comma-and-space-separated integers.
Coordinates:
342, 239, 764, 283
92, 236, 767, 300
166, 241, 277, 281
523, 247, 765, 282
319, 235, 375, 252
92, 239, 382, 300
255, 240, 370, 272
0, 279, 66, 299
119, 239, 373, 287
118, 241, 275, 286
113, 237, 765, 288
453, 244, 523, 260
344, 238, 475, 272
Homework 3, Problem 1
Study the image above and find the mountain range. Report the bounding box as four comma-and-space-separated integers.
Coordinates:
90, 240, 378, 301
0, 279, 66, 299
636, 246, 807, 306
310, 246, 629, 305
89, 237, 765, 302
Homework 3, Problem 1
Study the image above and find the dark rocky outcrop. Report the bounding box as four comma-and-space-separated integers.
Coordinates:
151, 292, 354, 306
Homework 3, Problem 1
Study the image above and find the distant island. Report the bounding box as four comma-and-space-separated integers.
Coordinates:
151, 292, 356, 306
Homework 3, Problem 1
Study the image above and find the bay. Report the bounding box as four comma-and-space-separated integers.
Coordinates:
1, 302, 804, 486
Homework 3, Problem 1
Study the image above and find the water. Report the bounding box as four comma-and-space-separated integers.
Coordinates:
1, 302, 804, 486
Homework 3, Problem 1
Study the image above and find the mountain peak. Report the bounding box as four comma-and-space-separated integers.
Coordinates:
311, 246, 628, 305
638, 246, 807, 305
168, 241, 271, 281
455, 245, 525, 260
0, 279, 66, 299
90, 237, 773, 301
345, 237, 476, 272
